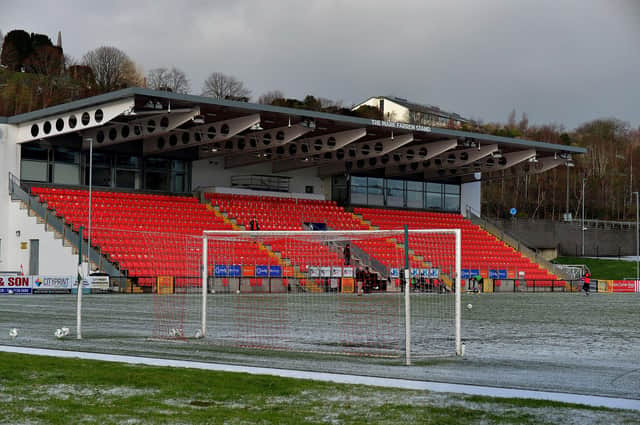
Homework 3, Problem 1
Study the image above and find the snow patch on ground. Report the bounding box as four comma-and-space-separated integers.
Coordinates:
266, 387, 640, 425
42, 384, 157, 400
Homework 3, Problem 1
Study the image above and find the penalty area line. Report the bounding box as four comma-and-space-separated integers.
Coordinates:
0, 345, 638, 411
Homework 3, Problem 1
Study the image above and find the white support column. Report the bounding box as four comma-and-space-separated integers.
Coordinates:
201, 235, 208, 337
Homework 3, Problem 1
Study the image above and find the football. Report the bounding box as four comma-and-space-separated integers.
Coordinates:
54, 328, 65, 339
8, 328, 18, 338
467, 303, 473, 310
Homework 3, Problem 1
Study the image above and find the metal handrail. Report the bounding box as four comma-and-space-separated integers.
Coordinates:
466, 206, 570, 280
8, 173, 123, 277
322, 225, 389, 277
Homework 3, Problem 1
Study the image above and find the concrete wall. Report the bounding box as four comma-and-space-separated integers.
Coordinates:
192, 158, 327, 198
0, 123, 78, 274
211, 186, 325, 201
5, 201, 78, 275
497, 219, 637, 257
0, 123, 19, 271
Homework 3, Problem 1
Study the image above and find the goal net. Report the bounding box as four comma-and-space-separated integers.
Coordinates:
200, 229, 461, 362
69, 227, 459, 363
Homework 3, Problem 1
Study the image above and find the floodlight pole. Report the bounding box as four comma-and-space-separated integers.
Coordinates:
87, 138, 93, 273
76, 226, 83, 339
565, 164, 570, 216
77, 137, 93, 340
582, 178, 586, 257
634, 192, 639, 283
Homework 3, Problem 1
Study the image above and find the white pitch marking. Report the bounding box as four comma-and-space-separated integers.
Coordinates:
0, 345, 638, 411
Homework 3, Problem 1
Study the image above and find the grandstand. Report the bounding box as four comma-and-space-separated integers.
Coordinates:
0, 87, 585, 292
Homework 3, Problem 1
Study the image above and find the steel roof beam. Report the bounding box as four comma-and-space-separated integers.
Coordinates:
382, 139, 459, 177
272, 134, 413, 173
82, 108, 199, 150
200, 124, 311, 158
318, 139, 457, 178
16, 98, 135, 144
434, 144, 499, 169
519, 156, 566, 175
143, 114, 260, 155
224, 128, 366, 169
430, 149, 537, 179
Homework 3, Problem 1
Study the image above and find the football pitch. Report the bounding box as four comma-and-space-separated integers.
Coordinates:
0, 292, 638, 402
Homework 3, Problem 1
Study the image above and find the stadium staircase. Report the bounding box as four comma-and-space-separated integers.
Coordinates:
205, 199, 319, 291
464, 208, 570, 280
8, 179, 122, 279
206, 193, 443, 289
353, 207, 558, 284
205, 193, 353, 292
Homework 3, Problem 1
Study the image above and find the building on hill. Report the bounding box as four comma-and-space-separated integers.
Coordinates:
0, 87, 585, 275
352, 96, 470, 129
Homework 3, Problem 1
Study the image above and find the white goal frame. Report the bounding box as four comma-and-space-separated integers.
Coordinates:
201, 228, 462, 363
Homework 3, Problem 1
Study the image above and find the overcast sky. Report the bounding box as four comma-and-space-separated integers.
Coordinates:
1, 0, 639, 130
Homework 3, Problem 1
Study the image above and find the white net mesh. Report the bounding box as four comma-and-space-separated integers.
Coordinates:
201, 229, 460, 359
68, 226, 460, 360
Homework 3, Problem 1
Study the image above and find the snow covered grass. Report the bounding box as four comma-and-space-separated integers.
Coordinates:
0, 352, 636, 425
0, 292, 639, 401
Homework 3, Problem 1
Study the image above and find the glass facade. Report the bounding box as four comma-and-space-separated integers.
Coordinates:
20, 143, 191, 193
347, 176, 460, 212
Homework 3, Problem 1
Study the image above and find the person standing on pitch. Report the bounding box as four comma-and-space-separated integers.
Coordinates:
583, 271, 591, 295
473, 274, 482, 293
343, 243, 351, 266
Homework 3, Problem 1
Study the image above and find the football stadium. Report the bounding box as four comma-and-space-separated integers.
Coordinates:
1, 88, 639, 417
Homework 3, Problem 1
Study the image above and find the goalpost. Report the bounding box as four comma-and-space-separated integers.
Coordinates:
199, 228, 461, 363
71, 227, 460, 363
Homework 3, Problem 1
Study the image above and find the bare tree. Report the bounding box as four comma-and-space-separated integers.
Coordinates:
64, 53, 78, 68
518, 112, 529, 132
318, 97, 342, 109
82, 46, 142, 91
147, 67, 190, 94
0, 29, 3, 59
201, 72, 250, 100
257, 89, 284, 105
507, 108, 517, 129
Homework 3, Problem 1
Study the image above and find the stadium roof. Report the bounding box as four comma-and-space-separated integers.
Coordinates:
3, 87, 586, 183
